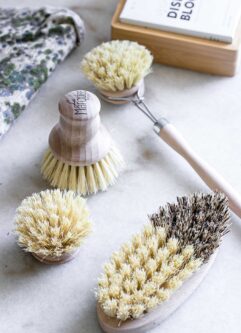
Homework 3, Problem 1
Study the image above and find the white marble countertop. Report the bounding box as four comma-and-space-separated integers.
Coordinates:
1, 1, 241, 332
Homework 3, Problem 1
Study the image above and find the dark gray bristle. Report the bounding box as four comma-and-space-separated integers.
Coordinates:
149, 192, 231, 262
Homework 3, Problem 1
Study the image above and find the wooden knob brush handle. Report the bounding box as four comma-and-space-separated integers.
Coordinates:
49, 90, 111, 166
155, 119, 241, 218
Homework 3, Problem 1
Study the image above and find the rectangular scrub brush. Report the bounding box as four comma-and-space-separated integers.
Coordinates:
96, 192, 230, 333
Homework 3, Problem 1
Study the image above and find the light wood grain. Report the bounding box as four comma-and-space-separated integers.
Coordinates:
158, 123, 241, 218
99, 80, 143, 104
32, 249, 79, 265
97, 253, 217, 333
112, 0, 241, 76
100, 83, 241, 218
49, 90, 111, 166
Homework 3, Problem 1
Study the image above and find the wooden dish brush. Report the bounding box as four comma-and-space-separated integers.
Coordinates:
96, 192, 230, 332
41, 90, 124, 195
15, 189, 91, 264
81, 40, 241, 218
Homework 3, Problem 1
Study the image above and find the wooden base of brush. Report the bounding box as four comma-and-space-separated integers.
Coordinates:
97, 252, 217, 333
112, 0, 241, 76
32, 249, 80, 265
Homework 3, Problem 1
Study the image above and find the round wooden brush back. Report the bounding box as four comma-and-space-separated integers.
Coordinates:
49, 90, 111, 166
99, 80, 144, 105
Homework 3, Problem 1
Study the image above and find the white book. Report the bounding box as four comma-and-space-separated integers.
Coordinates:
120, 0, 241, 43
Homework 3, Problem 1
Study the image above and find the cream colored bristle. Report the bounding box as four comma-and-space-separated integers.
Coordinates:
41, 145, 124, 195
97, 224, 202, 321
81, 40, 153, 92
15, 189, 91, 257
97, 193, 230, 322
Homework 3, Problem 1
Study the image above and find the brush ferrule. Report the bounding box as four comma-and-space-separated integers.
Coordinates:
153, 118, 169, 134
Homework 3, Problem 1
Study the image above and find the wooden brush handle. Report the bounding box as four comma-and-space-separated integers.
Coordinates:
155, 119, 241, 218
49, 90, 111, 166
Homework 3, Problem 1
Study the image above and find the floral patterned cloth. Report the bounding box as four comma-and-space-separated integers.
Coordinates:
0, 7, 85, 138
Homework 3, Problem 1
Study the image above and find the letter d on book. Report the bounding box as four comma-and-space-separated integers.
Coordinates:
167, 11, 177, 18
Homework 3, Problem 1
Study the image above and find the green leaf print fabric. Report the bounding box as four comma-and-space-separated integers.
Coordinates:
0, 7, 85, 138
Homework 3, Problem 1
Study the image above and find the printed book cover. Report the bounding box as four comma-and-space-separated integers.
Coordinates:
120, 0, 241, 43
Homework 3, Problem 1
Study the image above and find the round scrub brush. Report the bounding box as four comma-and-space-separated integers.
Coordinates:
96, 192, 230, 333
81, 40, 241, 218
15, 189, 91, 264
81, 40, 153, 96
41, 90, 124, 195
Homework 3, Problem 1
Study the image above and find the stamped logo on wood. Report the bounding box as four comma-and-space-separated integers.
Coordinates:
66, 90, 89, 115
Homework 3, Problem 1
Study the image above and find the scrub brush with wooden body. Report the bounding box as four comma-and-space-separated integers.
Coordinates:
81, 40, 241, 218
41, 90, 124, 195
97, 192, 230, 333
15, 189, 91, 264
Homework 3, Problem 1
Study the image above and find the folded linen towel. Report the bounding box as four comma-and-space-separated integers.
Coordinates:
0, 7, 85, 139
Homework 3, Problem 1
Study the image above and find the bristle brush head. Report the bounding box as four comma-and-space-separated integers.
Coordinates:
150, 192, 231, 262
41, 90, 124, 195
81, 40, 153, 94
97, 192, 230, 322
15, 189, 91, 264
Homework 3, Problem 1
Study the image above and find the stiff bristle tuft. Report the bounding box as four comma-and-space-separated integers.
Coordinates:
15, 189, 91, 257
97, 193, 230, 321
150, 192, 231, 262
41, 145, 124, 195
81, 40, 153, 92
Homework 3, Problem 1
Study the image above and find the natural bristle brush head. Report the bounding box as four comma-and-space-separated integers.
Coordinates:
81, 40, 153, 104
41, 90, 124, 195
15, 189, 91, 264
97, 192, 230, 333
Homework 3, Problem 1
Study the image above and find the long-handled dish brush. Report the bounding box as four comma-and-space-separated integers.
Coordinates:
15, 189, 91, 264
96, 192, 230, 333
41, 90, 124, 195
81, 40, 241, 218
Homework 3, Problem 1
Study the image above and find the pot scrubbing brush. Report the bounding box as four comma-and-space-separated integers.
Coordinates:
41, 90, 124, 195
15, 189, 91, 264
81, 40, 152, 95
81, 40, 241, 218
97, 192, 230, 333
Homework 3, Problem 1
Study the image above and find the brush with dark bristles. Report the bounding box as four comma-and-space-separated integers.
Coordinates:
96, 192, 230, 333
81, 40, 241, 218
